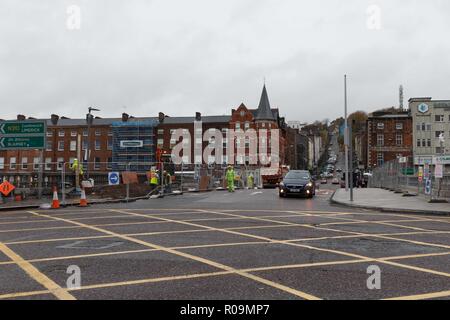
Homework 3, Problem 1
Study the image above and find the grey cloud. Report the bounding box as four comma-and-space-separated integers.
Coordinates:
0, 0, 449, 123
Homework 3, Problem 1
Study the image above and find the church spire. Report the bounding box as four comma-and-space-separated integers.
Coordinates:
255, 84, 275, 121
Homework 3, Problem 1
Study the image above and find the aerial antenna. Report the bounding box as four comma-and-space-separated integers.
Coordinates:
399, 85, 404, 110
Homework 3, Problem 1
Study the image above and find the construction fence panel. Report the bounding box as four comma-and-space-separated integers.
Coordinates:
1, 160, 266, 206
368, 159, 450, 199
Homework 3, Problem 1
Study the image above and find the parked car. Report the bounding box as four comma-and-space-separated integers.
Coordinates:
320, 178, 328, 184
279, 170, 316, 198
332, 178, 340, 185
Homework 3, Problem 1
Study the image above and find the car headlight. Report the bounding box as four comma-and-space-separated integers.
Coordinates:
279, 182, 285, 187
306, 182, 313, 188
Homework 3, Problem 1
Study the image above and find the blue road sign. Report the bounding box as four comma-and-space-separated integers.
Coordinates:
108, 172, 120, 185
425, 179, 432, 195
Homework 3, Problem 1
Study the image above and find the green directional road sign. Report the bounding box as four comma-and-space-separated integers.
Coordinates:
0, 136, 46, 149
0, 120, 46, 150
0, 122, 45, 135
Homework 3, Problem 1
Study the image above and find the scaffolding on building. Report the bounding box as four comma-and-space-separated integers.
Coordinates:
111, 120, 158, 172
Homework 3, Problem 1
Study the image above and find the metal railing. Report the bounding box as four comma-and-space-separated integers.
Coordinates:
368, 159, 450, 199
0, 161, 263, 205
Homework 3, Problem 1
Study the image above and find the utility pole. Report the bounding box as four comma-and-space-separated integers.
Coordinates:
85, 107, 100, 179
349, 121, 354, 201
344, 75, 349, 191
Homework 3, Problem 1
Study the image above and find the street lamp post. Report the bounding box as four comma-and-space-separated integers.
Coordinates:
437, 133, 445, 199
85, 107, 101, 179
344, 75, 349, 192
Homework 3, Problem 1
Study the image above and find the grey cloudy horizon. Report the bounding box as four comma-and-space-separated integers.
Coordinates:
1, 0, 449, 123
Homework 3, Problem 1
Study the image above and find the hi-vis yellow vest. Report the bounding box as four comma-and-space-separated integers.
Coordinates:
150, 171, 158, 185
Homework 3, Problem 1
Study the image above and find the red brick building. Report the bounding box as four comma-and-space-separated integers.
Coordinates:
367, 109, 413, 168
0, 85, 289, 187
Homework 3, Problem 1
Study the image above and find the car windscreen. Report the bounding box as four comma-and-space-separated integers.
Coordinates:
285, 172, 310, 180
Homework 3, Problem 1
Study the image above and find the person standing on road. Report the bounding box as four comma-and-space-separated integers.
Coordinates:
150, 169, 159, 190
247, 172, 254, 189
163, 170, 172, 194
226, 165, 235, 193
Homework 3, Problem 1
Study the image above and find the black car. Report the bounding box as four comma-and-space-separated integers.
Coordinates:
279, 170, 316, 198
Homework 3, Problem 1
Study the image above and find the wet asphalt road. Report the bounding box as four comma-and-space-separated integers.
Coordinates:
0, 186, 449, 300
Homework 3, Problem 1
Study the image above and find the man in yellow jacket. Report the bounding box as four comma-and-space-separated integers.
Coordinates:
70, 158, 84, 188
226, 165, 235, 193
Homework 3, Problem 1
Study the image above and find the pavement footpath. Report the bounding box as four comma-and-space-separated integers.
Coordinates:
331, 188, 450, 216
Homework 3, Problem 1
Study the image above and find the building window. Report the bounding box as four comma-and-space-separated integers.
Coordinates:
377, 123, 384, 130
156, 139, 164, 147
245, 122, 250, 130
427, 139, 432, 147
377, 134, 384, 147
170, 138, 176, 146
83, 129, 88, 137
435, 115, 444, 122
9, 157, 16, 170
422, 139, 427, 147
416, 139, 421, 148
436, 147, 444, 154
57, 158, 64, 171
396, 134, 403, 146
95, 140, 101, 151
235, 123, 241, 130
107, 139, 113, 150
435, 131, 445, 138
396, 123, 403, 130
21, 157, 28, 170
377, 153, 384, 166
0, 157, 4, 170
95, 130, 101, 136
46, 130, 53, 137
58, 130, 65, 137
94, 157, 101, 170
108, 131, 113, 136
421, 123, 426, 131
107, 158, 112, 169
46, 140, 52, 151
71, 131, 77, 137
58, 141, 64, 151
427, 124, 432, 131
45, 158, 52, 171
82, 140, 87, 150
157, 129, 164, 135
70, 141, 77, 151
33, 157, 40, 170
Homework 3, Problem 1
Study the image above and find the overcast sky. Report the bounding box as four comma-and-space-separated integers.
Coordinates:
1, 0, 449, 123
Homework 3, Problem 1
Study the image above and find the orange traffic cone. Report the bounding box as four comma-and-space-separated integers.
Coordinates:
51, 187, 60, 209
79, 188, 88, 207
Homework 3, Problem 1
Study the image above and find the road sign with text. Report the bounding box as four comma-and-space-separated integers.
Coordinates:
0, 120, 46, 150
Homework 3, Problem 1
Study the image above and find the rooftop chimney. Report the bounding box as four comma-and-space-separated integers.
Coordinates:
51, 114, 59, 125
158, 112, 165, 123
122, 113, 129, 122
17, 114, 26, 121
195, 112, 201, 122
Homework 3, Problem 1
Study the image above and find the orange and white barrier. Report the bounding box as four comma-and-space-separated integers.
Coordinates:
51, 187, 60, 209
79, 188, 88, 207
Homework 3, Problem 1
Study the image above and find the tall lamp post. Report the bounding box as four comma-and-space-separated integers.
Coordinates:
85, 107, 101, 179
